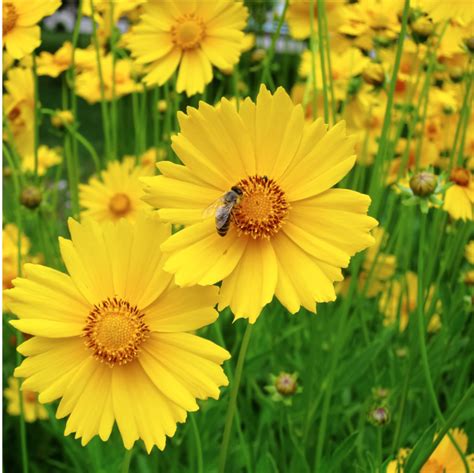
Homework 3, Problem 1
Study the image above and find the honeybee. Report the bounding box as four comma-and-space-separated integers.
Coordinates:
204, 186, 243, 236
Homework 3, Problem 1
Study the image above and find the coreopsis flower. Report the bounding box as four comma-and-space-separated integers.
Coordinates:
3, 224, 31, 291
142, 85, 378, 322
286, 0, 345, 40
444, 167, 474, 220
5, 217, 230, 451
4, 377, 48, 422
379, 271, 441, 332
2, 0, 61, 59
21, 145, 62, 176
125, 0, 248, 96
79, 158, 153, 223
37, 42, 96, 78
75, 55, 140, 104
299, 47, 369, 100
51, 110, 74, 129
387, 428, 474, 472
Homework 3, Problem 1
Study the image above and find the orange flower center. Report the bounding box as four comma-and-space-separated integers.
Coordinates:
232, 175, 290, 239
24, 391, 37, 403
3, 3, 18, 35
450, 167, 470, 187
83, 297, 149, 367
109, 193, 131, 217
171, 14, 205, 50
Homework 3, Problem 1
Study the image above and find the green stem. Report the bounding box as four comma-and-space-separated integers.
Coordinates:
89, 0, 111, 162
260, 0, 288, 89
190, 415, 204, 473
308, 0, 318, 120
32, 54, 40, 181
218, 323, 253, 473
120, 448, 133, 473
315, 0, 329, 124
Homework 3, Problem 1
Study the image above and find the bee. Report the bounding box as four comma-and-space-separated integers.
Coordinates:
204, 186, 243, 237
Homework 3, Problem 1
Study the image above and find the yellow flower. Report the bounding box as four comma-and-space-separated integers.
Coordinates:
338, 0, 400, 47
125, 0, 248, 96
5, 217, 230, 451
75, 55, 140, 104
141, 85, 378, 322
286, 0, 345, 40
465, 240, 474, 264
4, 377, 48, 422
299, 47, 369, 100
79, 158, 153, 223
37, 42, 97, 78
21, 145, 62, 176
2, 0, 60, 59
412, 0, 474, 23
379, 272, 440, 332
444, 167, 474, 221
3, 223, 30, 290
51, 109, 74, 129
387, 428, 474, 472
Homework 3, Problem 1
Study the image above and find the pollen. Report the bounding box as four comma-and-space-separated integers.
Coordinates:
109, 193, 131, 217
83, 297, 149, 367
3, 3, 18, 35
171, 14, 205, 50
232, 175, 290, 239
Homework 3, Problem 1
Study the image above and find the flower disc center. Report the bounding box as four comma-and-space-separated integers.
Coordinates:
109, 193, 131, 217
83, 297, 149, 367
450, 167, 470, 187
3, 3, 18, 35
172, 15, 205, 49
232, 175, 289, 239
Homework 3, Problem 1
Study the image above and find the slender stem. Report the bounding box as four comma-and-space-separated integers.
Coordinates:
308, 0, 318, 120
190, 415, 204, 473
260, 0, 288, 89
120, 448, 133, 473
218, 323, 253, 473
315, 0, 329, 124
32, 54, 40, 181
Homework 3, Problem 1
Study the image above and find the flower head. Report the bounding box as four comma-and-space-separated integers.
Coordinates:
142, 85, 377, 322
5, 217, 230, 451
79, 158, 154, 223
125, 0, 248, 96
444, 167, 474, 220
4, 377, 48, 422
2, 0, 60, 59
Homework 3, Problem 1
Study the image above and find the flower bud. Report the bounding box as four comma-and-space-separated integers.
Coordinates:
251, 48, 266, 63
275, 372, 298, 396
367, 406, 390, 426
156, 100, 167, 113
409, 171, 437, 196
362, 62, 385, 87
449, 66, 464, 83
411, 16, 434, 43
20, 186, 42, 209
51, 110, 74, 129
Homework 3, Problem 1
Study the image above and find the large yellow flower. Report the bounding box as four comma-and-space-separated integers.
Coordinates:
79, 158, 153, 223
2, 0, 61, 59
142, 85, 378, 322
387, 428, 474, 472
4, 377, 48, 422
5, 217, 230, 451
125, 0, 248, 96
444, 167, 474, 221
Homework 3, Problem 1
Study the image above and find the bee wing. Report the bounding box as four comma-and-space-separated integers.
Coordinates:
202, 196, 226, 218
215, 204, 233, 230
